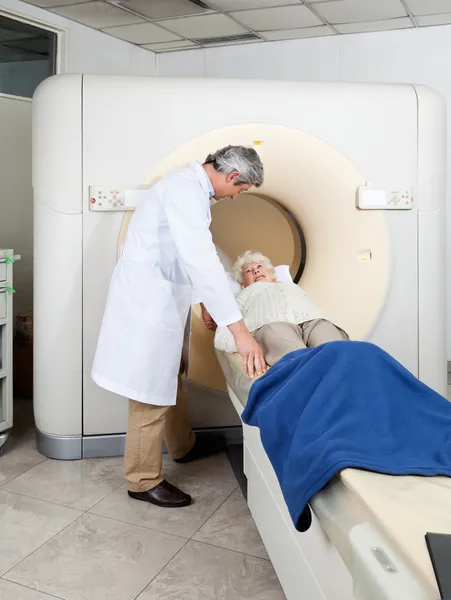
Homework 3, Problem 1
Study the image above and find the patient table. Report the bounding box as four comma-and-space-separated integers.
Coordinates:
216, 350, 450, 600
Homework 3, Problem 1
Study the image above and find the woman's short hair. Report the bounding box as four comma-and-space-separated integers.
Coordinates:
232, 250, 276, 285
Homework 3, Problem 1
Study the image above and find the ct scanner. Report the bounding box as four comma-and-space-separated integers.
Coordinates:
32, 74, 448, 600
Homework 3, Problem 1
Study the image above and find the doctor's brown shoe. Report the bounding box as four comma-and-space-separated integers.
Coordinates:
128, 480, 192, 508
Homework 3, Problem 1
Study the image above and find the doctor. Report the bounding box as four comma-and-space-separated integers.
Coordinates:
92, 145, 266, 508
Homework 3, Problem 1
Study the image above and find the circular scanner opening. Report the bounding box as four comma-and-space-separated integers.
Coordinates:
210, 193, 306, 283
125, 122, 390, 398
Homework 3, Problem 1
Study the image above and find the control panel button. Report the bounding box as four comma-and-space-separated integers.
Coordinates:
357, 186, 413, 210
88, 185, 150, 212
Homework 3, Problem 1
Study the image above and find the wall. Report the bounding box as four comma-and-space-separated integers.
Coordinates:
158, 25, 451, 357
0, 0, 157, 322
157, 35, 338, 81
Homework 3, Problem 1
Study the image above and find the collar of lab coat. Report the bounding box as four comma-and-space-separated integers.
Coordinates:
191, 161, 215, 199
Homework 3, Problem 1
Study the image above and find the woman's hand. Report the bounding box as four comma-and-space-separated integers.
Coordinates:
228, 320, 267, 378
200, 303, 217, 331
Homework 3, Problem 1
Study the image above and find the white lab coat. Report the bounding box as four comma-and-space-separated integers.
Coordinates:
92, 162, 242, 405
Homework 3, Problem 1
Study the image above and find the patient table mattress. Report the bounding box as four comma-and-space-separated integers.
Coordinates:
215, 350, 450, 598
339, 469, 451, 597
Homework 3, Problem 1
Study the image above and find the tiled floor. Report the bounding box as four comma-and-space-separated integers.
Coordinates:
0, 400, 285, 600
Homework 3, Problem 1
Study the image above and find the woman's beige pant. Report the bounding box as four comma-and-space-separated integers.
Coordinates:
253, 319, 349, 367
124, 373, 196, 493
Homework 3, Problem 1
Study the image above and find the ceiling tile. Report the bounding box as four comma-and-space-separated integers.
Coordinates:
230, 5, 322, 30
315, 0, 407, 24
199, 37, 263, 47
23, 0, 90, 7
51, 1, 144, 28
111, 0, 213, 20
157, 13, 247, 38
406, 0, 451, 16
207, 0, 300, 9
142, 40, 198, 51
416, 12, 451, 25
260, 25, 335, 40
336, 16, 413, 33
103, 21, 181, 43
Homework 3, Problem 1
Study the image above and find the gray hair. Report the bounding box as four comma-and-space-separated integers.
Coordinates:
232, 250, 276, 285
204, 146, 264, 187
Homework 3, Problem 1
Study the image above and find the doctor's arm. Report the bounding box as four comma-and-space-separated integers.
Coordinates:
200, 305, 264, 378
164, 183, 266, 378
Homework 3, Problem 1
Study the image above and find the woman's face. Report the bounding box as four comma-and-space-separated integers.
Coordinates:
242, 262, 275, 287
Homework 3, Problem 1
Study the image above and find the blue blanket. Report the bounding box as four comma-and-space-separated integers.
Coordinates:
241, 341, 451, 532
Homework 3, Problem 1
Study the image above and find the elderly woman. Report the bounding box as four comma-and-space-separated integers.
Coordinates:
214, 250, 348, 369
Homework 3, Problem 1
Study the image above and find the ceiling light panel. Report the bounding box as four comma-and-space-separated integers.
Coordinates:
416, 12, 451, 25
315, 0, 407, 24
260, 25, 335, 40
103, 21, 181, 43
112, 0, 213, 20
231, 5, 322, 30
157, 13, 247, 37
335, 16, 413, 33
406, 0, 451, 16
142, 40, 198, 51
51, 2, 144, 28
22, 0, 90, 7
207, 0, 301, 9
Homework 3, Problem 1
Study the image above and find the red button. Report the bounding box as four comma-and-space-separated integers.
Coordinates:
90, 198, 96, 204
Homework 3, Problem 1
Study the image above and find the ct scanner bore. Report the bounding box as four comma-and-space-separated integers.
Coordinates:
210, 192, 307, 284
118, 123, 388, 401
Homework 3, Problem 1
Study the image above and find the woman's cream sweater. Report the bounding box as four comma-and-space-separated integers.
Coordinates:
214, 281, 326, 353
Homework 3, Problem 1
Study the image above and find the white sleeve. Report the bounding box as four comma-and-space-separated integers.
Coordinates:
163, 181, 242, 327
192, 273, 239, 306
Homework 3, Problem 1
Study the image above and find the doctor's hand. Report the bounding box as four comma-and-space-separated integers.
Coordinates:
228, 320, 267, 379
200, 303, 217, 331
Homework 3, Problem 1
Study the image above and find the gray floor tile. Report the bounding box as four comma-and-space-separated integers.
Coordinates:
3, 457, 124, 511
0, 579, 62, 599
0, 490, 81, 576
90, 472, 237, 538
193, 488, 269, 559
137, 540, 285, 600
5, 513, 186, 600
0, 432, 46, 487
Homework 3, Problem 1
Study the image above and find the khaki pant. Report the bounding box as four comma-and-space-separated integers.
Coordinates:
253, 319, 349, 367
125, 373, 195, 493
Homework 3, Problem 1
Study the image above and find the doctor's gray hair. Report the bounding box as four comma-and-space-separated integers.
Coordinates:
204, 146, 264, 187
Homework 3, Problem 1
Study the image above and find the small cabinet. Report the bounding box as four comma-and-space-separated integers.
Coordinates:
0, 289, 6, 320
0, 249, 17, 451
